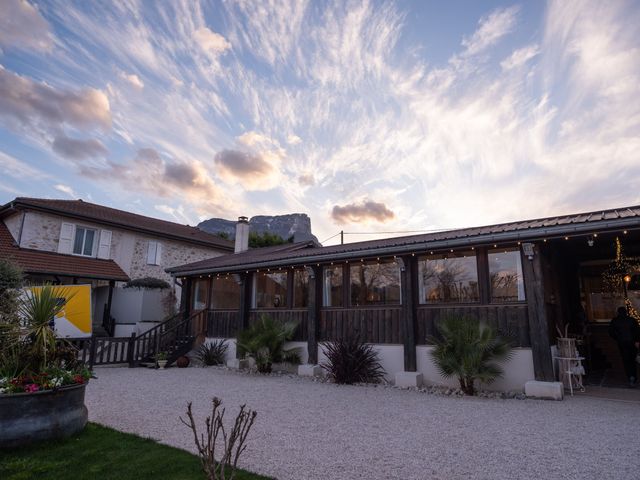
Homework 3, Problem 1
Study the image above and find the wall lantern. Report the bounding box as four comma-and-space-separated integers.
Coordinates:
522, 242, 535, 260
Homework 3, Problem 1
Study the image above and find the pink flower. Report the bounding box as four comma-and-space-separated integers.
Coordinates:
24, 384, 39, 393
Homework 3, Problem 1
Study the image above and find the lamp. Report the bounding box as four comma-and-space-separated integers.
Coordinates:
522, 242, 535, 260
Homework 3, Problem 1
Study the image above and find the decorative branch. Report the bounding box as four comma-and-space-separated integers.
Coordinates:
180, 397, 257, 480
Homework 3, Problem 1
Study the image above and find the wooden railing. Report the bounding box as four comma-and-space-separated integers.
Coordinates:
320, 307, 402, 343
416, 304, 530, 347
66, 310, 207, 368
206, 310, 239, 338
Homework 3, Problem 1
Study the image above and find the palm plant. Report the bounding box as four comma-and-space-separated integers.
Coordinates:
430, 315, 512, 395
236, 315, 300, 373
196, 339, 229, 366
18, 285, 75, 371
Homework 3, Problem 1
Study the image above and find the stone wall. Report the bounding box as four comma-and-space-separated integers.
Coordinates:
12, 209, 226, 282
3, 213, 23, 242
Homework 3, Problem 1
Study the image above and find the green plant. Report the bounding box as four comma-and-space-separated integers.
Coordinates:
236, 315, 300, 373
0, 259, 24, 356
155, 351, 168, 361
430, 315, 513, 395
124, 277, 171, 290
197, 340, 229, 366
320, 334, 385, 384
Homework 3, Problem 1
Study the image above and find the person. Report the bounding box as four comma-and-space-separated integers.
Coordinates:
608, 306, 640, 387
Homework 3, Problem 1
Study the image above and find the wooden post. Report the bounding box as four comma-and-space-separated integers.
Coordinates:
88, 337, 97, 370
236, 273, 252, 359
306, 266, 322, 365
399, 255, 418, 372
181, 277, 192, 319
476, 247, 490, 304
521, 244, 555, 381
103, 280, 115, 336
127, 332, 136, 367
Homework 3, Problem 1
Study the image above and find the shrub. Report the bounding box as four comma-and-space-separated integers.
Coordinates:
197, 339, 229, 366
180, 397, 257, 480
236, 315, 300, 373
321, 334, 385, 384
0, 259, 23, 354
430, 315, 513, 395
124, 277, 171, 290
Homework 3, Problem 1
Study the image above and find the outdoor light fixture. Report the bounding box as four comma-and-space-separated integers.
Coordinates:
587, 236, 594, 247
522, 242, 535, 260
624, 274, 632, 283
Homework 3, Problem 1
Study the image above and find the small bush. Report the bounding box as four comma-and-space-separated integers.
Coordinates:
236, 315, 300, 373
197, 340, 229, 366
430, 315, 512, 395
321, 334, 385, 384
124, 277, 171, 290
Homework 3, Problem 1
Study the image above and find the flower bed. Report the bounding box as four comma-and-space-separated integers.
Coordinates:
0, 366, 91, 395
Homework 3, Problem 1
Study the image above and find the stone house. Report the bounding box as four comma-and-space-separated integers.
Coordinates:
0, 197, 233, 336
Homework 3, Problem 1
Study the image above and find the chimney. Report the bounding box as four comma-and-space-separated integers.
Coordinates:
234, 216, 250, 253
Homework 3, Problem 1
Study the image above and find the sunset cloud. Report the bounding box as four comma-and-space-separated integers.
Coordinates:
0, 0, 53, 52
331, 201, 395, 224
52, 134, 107, 160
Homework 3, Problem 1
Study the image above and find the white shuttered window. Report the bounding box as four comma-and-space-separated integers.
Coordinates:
147, 240, 162, 265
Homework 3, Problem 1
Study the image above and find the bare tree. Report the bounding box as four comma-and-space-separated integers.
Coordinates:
180, 397, 257, 480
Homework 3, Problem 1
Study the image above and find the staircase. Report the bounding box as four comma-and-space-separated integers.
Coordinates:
132, 309, 206, 367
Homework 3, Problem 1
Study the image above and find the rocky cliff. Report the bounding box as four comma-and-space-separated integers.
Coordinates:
197, 214, 318, 243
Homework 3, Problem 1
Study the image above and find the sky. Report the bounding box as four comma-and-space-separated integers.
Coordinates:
0, 0, 639, 246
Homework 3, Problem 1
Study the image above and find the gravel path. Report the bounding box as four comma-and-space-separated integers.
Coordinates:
87, 367, 640, 480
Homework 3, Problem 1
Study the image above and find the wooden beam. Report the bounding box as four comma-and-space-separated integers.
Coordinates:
181, 277, 192, 319
521, 245, 555, 381
306, 266, 322, 364
476, 247, 490, 304
236, 273, 252, 359
399, 255, 418, 372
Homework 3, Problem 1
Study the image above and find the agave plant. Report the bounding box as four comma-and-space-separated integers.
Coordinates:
236, 315, 300, 373
196, 339, 229, 366
430, 315, 512, 395
18, 285, 75, 371
321, 334, 385, 384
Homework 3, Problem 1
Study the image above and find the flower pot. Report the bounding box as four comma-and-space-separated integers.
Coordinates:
176, 356, 190, 368
0, 383, 88, 448
157, 360, 168, 369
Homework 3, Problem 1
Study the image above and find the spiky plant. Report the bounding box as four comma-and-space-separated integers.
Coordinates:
18, 285, 75, 371
197, 339, 229, 366
430, 315, 512, 395
321, 334, 385, 384
236, 315, 300, 373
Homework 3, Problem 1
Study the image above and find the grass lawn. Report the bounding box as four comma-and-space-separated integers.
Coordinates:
0, 423, 271, 480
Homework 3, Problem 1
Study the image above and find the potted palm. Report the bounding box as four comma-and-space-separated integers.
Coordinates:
0, 272, 91, 448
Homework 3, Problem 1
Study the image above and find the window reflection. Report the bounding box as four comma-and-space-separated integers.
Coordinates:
210, 276, 240, 309
488, 248, 526, 302
350, 259, 401, 306
419, 252, 479, 303
323, 266, 343, 307
253, 272, 288, 308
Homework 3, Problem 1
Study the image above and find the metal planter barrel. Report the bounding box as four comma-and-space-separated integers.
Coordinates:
0, 383, 88, 448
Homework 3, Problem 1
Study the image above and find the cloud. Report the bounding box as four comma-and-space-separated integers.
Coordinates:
54, 184, 77, 198
461, 6, 519, 56
501, 44, 540, 70
119, 72, 144, 90
193, 27, 231, 55
78, 148, 227, 215
214, 149, 279, 190
0, 150, 47, 179
287, 134, 302, 145
0, 0, 53, 52
0, 66, 111, 131
298, 173, 315, 186
331, 201, 395, 224
52, 134, 107, 160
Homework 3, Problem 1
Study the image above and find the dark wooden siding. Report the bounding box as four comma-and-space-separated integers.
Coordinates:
206, 310, 239, 338
416, 304, 530, 347
320, 307, 402, 344
248, 309, 308, 342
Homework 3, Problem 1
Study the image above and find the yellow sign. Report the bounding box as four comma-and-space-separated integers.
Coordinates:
27, 285, 92, 338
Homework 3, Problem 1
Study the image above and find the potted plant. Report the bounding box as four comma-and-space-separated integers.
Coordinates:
156, 351, 168, 369
0, 267, 92, 448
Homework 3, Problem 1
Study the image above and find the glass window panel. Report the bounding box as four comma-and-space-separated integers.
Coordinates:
73, 227, 85, 255
293, 270, 309, 308
83, 229, 95, 256
323, 266, 343, 307
350, 259, 401, 306
254, 272, 288, 308
192, 279, 208, 310
488, 248, 526, 303
418, 251, 479, 303
210, 276, 241, 309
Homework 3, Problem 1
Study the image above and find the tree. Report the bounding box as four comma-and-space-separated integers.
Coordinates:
0, 259, 24, 354
248, 231, 291, 248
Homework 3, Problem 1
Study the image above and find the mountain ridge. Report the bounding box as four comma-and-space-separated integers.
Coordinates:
197, 213, 318, 244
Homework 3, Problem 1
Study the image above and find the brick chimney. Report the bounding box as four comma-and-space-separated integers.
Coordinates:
235, 216, 249, 253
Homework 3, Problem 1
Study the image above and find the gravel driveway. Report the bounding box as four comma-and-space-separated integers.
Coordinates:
87, 367, 640, 480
